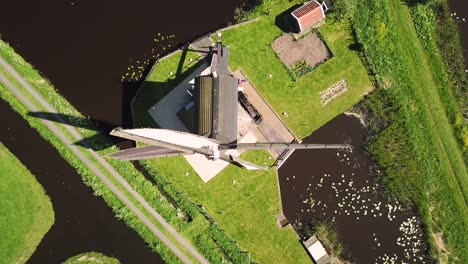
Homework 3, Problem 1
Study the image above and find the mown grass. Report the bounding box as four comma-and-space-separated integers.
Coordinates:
64, 252, 120, 264
0, 143, 54, 264
353, 0, 468, 262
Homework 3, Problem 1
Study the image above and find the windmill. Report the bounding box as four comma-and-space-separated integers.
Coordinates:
108, 33, 350, 170
107, 128, 351, 170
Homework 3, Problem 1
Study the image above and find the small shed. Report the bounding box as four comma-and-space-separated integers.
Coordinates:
303, 236, 330, 264
291, 1, 328, 32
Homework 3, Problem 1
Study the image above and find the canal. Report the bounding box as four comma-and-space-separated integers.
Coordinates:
0, 0, 245, 262
0, 99, 162, 263
279, 114, 432, 264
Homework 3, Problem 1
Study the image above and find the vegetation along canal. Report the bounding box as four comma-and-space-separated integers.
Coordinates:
279, 114, 433, 263
0, 99, 163, 263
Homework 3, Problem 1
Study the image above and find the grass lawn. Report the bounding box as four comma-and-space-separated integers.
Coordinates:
0, 143, 54, 264
132, 1, 373, 263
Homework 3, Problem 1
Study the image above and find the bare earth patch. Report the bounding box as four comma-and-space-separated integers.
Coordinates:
432, 232, 450, 264
272, 33, 330, 69
320, 80, 348, 105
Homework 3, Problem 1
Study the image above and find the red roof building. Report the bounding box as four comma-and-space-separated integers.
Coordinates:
291, 1, 327, 32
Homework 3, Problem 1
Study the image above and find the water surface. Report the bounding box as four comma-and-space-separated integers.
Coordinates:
279, 114, 431, 263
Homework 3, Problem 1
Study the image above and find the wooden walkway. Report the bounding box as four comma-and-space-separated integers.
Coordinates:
233, 69, 298, 163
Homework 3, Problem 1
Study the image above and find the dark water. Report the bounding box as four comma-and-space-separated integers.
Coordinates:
448, 0, 468, 69
0, 100, 162, 264
0, 0, 244, 262
279, 115, 431, 264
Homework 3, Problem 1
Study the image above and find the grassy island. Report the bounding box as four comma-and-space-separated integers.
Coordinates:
64, 252, 120, 264
0, 143, 54, 264
132, 0, 373, 262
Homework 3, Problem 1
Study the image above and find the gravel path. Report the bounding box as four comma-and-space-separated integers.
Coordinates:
0, 56, 208, 264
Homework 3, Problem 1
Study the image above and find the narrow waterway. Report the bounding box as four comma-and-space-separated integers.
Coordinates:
0, 100, 162, 263
279, 114, 432, 264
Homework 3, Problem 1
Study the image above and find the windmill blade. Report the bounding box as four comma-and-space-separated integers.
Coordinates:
109, 128, 216, 156
221, 143, 352, 151
107, 145, 191, 161
218, 153, 268, 170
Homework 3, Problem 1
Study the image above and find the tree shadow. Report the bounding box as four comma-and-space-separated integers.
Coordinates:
27, 111, 127, 151
348, 43, 363, 52
275, 4, 302, 33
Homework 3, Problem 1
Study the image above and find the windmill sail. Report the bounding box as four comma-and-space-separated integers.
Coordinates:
218, 153, 268, 170
221, 143, 351, 151
107, 145, 189, 161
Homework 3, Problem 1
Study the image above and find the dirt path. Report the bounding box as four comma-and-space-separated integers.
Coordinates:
0, 56, 208, 264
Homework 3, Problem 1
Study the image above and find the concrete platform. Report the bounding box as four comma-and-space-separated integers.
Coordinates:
185, 131, 257, 183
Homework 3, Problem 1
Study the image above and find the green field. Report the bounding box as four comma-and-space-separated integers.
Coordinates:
0, 143, 54, 264
353, 0, 468, 262
64, 252, 120, 264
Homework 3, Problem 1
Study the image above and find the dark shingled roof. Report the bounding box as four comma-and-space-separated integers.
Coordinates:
212, 75, 238, 144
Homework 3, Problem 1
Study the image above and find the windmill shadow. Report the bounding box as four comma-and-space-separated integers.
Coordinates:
27, 111, 126, 151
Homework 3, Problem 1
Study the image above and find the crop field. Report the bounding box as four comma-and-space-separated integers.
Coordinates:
0, 143, 54, 264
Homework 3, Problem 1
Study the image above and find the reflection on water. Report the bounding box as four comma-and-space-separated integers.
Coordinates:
279, 114, 432, 263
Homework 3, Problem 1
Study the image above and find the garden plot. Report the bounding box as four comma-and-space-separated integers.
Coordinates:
272, 33, 331, 77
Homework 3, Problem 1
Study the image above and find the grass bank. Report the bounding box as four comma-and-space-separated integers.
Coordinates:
0, 143, 54, 264
352, 0, 467, 262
